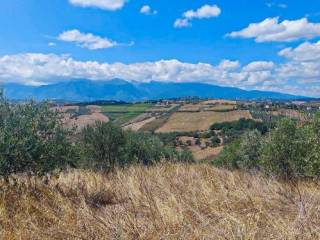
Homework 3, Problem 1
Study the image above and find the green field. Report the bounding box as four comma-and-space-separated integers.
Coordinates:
100, 103, 153, 125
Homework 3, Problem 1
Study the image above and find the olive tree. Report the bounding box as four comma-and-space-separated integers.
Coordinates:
80, 121, 126, 171
0, 95, 78, 176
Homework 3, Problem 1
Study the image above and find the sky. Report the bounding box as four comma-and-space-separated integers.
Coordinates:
0, 0, 320, 96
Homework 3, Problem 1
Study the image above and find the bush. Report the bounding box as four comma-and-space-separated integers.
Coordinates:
211, 136, 221, 147
214, 117, 320, 178
237, 130, 262, 170
260, 119, 311, 178
80, 122, 126, 171
124, 131, 169, 165
0, 97, 78, 176
212, 140, 241, 169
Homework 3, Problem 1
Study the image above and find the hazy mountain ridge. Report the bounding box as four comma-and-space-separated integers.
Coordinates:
3, 79, 305, 101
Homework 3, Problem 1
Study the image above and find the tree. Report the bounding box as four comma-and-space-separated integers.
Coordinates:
211, 136, 221, 147
237, 130, 262, 170
260, 119, 306, 178
124, 131, 167, 165
0, 98, 78, 176
80, 122, 126, 171
212, 140, 241, 169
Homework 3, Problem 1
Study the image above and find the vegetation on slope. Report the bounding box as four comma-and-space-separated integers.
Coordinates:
1, 164, 319, 239
0, 95, 192, 175
1, 92, 320, 239
214, 117, 320, 178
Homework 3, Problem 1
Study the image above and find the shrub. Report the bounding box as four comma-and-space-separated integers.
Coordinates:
260, 119, 310, 178
0, 96, 78, 176
213, 130, 261, 170
211, 136, 221, 147
124, 131, 169, 165
80, 122, 126, 171
237, 130, 262, 170
212, 140, 241, 169
214, 117, 320, 178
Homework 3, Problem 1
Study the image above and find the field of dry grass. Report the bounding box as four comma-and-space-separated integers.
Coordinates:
0, 164, 319, 239
123, 117, 156, 131
271, 109, 307, 121
189, 146, 224, 161
156, 110, 252, 132
60, 105, 109, 130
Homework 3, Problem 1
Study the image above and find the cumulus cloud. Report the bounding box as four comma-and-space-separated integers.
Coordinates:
242, 61, 275, 72
0, 53, 264, 87
174, 18, 191, 28
276, 41, 320, 86
228, 17, 320, 42
174, 4, 221, 28
58, 29, 118, 50
1, 48, 320, 97
140, 5, 157, 15
218, 60, 240, 70
278, 41, 320, 61
69, 0, 127, 11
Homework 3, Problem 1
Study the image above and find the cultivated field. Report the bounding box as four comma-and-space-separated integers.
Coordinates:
53, 105, 109, 130
123, 117, 156, 131
271, 109, 307, 121
1, 164, 319, 239
202, 99, 237, 105
100, 103, 153, 125
156, 110, 252, 132
203, 104, 236, 111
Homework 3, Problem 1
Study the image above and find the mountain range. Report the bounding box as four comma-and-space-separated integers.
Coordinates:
2, 79, 306, 102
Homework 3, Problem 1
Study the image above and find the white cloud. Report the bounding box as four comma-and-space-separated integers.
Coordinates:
228, 17, 320, 42
218, 60, 240, 70
48, 42, 56, 47
58, 29, 118, 50
69, 0, 127, 11
242, 61, 275, 72
278, 41, 320, 61
174, 4, 221, 28
0, 54, 263, 87
2, 48, 320, 97
277, 41, 320, 85
140, 5, 157, 15
183, 4, 221, 19
266, 2, 288, 8
174, 18, 191, 28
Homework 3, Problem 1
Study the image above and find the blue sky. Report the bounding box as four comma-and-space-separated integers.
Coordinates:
1, 0, 320, 96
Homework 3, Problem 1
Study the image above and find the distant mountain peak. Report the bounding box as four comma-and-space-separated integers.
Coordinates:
3, 79, 307, 102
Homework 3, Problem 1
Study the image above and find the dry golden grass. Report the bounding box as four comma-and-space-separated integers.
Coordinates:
156, 110, 252, 132
272, 109, 307, 121
203, 104, 236, 111
189, 146, 224, 161
202, 100, 237, 105
123, 117, 156, 131
0, 164, 319, 239
63, 112, 109, 130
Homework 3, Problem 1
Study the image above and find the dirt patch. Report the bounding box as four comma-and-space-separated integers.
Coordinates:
123, 117, 156, 131
189, 146, 224, 161
63, 112, 109, 130
202, 99, 237, 105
